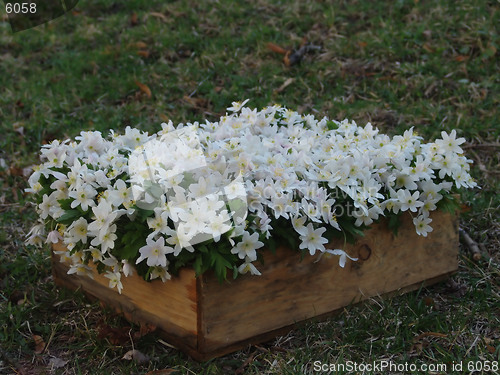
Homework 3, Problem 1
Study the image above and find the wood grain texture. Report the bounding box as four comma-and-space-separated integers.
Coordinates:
197, 209, 458, 354
51, 242, 198, 349
51, 209, 458, 360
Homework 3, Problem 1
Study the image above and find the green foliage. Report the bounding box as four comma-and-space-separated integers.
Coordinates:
437, 193, 461, 214
118, 220, 149, 261
387, 212, 403, 236
210, 250, 234, 283
271, 218, 299, 249
132, 206, 155, 223
326, 120, 339, 131
57, 198, 73, 211
56, 209, 82, 225
192, 253, 205, 277
171, 249, 198, 276
110, 206, 156, 268
336, 216, 367, 244
264, 235, 277, 254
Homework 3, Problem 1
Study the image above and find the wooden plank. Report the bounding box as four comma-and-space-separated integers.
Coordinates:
198, 210, 458, 354
191, 271, 456, 361
51, 208, 458, 360
51, 242, 199, 350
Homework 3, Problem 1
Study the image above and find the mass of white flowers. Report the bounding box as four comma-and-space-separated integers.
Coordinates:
26, 101, 476, 293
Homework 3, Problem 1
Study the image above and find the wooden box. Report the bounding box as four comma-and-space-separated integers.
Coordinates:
51, 209, 458, 361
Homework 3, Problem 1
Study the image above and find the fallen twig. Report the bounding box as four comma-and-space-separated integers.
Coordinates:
413, 332, 448, 342
235, 350, 256, 375
459, 228, 481, 261
463, 143, 500, 149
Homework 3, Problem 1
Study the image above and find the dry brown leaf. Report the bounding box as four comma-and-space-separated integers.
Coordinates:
267, 42, 288, 55
134, 41, 148, 49
484, 337, 494, 345
133, 323, 157, 340
130, 13, 138, 26
91, 61, 99, 75
135, 80, 152, 98
33, 334, 46, 354
149, 12, 168, 21
423, 296, 434, 306
8, 166, 24, 176
275, 78, 295, 94
97, 323, 131, 345
410, 342, 423, 354
137, 50, 150, 58
455, 55, 469, 62
422, 43, 434, 53
486, 345, 496, 354
182, 95, 208, 108
11, 187, 18, 201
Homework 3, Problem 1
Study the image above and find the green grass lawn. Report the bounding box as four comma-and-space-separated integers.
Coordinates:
0, 0, 498, 373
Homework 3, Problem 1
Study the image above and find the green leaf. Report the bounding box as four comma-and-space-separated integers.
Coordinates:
299, 249, 308, 261
135, 259, 150, 279
96, 262, 106, 274
267, 236, 277, 254
324, 225, 342, 241
144, 267, 152, 281
437, 194, 460, 214
118, 221, 149, 260
285, 233, 296, 249
36, 187, 51, 203
387, 213, 402, 236
212, 251, 232, 283
56, 209, 82, 225
133, 206, 155, 223
193, 255, 203, 277
326, 120, 339, 131
120, 237, 143, 260
337, 217, 366, 244
57, 198, 73, 211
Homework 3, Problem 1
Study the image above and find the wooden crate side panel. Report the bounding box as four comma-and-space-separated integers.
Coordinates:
198, 210, 458, 353
345, 208, 459, 296
51, 243, 199, 349
190, 272, 455, 361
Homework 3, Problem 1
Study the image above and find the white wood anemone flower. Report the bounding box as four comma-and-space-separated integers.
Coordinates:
26, 101, 477, 292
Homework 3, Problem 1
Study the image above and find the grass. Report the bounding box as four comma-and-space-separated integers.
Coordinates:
0, 0, 499, 373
